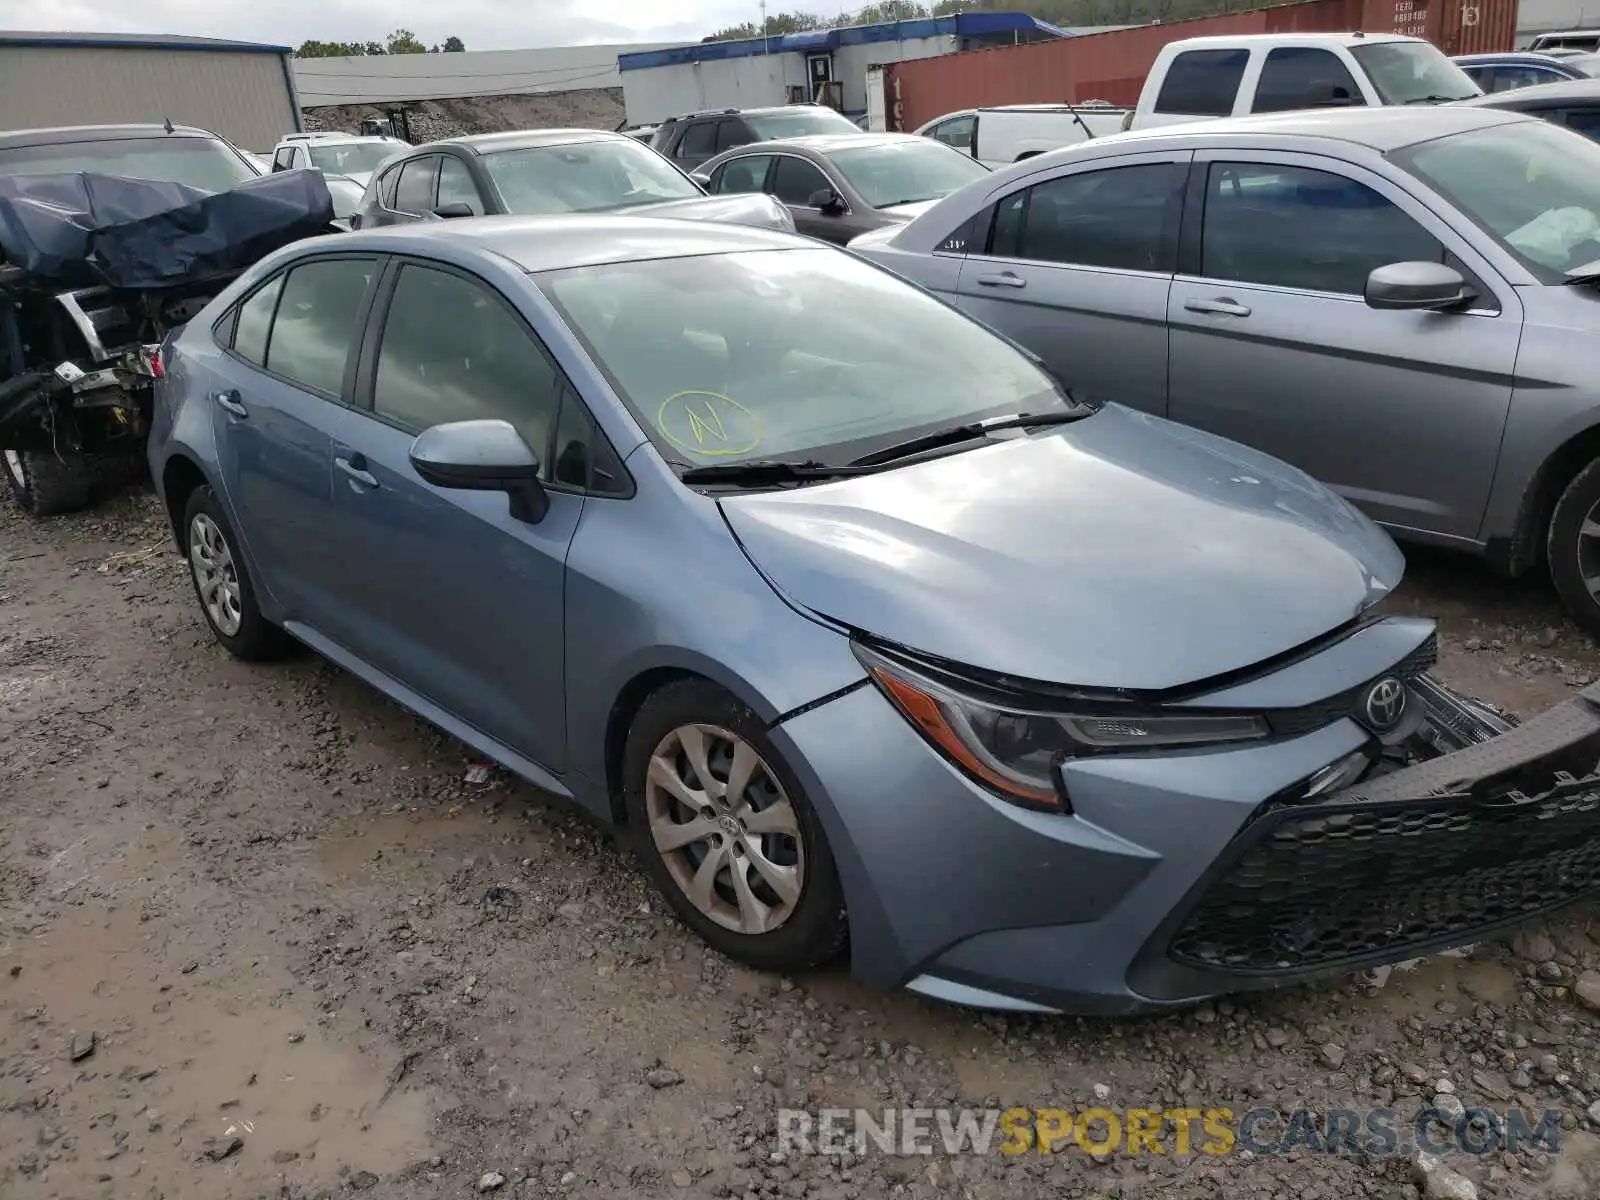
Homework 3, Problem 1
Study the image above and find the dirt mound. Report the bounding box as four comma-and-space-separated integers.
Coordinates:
302, 88, 627, 141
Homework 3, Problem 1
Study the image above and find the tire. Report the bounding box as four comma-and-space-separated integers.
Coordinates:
623, 678, 848, 972
3, 448, 92, 516
181, 485, 295, 661
1548, 458, 1600, 638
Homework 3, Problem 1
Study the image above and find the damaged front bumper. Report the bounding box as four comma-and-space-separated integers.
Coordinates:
1128, 676, 1600, 1000
0, 343, 164, 446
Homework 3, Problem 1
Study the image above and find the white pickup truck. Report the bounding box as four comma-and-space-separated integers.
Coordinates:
914, 32, 1483, 164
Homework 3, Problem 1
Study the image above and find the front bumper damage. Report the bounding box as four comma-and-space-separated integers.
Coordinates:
1130, 677, 1600, 999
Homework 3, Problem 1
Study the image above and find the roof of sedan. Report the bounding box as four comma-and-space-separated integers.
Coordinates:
1091, 104, 1529, 154
330, 213, 808, 273
0, 123, 218, 148
732, 133, 926, 154
1458, 77, 1600, 108
417, 128, 632, 155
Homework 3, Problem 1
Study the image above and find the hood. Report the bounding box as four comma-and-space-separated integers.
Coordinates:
878, 199, 940, 221
613, 192, 792, 232
719, 405, 1403, 691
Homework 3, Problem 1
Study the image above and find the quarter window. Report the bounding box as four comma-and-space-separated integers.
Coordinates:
1200, 163, 1442, 295
713, 155, 771, 194
771, 156, 831, 206
393, 157, 437, 214
987, 164, 1185, 272
1154, 49, 1249, 117
372, 265, 563, 475
1252, 47, 1365, 113
262, 259, 377, 395
233, 275, 283, 366
436, 157, 484, 214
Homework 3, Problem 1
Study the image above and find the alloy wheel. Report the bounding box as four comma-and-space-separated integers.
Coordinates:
189, 512, 243, 637
1578, 499, 1600, 605
644, 723, 805, 935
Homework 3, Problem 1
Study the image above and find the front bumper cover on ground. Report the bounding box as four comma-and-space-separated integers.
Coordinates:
1129, 679, 1600, 1001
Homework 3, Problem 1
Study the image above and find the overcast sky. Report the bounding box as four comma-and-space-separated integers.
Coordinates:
0, 0, 771, 51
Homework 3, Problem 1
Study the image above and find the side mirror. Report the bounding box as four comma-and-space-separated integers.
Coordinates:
1365, 261, 1476, 311
809, 187, 846, 214
432, 202, 475, 219
690, 170, 713, 188
409, 419, 548, 523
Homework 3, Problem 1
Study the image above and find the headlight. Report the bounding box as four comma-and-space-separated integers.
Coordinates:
854, 643, 1269, 811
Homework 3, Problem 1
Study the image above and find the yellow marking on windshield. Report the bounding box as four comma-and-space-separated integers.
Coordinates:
658, 390, 762, 458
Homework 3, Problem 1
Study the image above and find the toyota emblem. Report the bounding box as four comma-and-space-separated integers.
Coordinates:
1362, 677, 1407, 731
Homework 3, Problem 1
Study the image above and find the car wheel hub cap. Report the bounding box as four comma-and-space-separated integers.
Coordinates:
1578, 499, 1600, 604
189, 513, 243, 637
4, 450, 23, 487
644, 723, 804, 935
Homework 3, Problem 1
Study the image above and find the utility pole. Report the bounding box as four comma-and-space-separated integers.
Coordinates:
760, 0, 769, 52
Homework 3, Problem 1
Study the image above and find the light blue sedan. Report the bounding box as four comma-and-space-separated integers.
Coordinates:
148, 215, 1586, 1014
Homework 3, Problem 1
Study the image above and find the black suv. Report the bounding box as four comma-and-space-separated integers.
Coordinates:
649, 104, 862, 170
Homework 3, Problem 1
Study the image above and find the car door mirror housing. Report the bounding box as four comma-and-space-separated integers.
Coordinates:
1364, 261, 1476, 311
410, 419, 549, 523
690, 170, 713, 188
809, 187, 846, 214
433, 202, 475, 219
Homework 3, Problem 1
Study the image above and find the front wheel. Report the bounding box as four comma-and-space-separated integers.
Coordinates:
623, 679, 848, 972
3, 448, 92, 516
1547, 459, 1600, 637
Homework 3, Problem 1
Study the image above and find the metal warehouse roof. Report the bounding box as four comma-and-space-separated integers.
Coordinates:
0, 29, 292, 54
618, 11, 1066, 71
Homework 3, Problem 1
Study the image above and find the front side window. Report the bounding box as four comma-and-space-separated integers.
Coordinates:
713, 155, 772, 194
478, 139, 702, 214
676, 122, 718, 160
272, 147, 296, 172
233, 275, 284, 366
262, 259, 376, 395
1154, 49, 1249, 116
393, 157, 438, 214
828, 140, 989, 208
771, 156, 831, 206
537, 247, 1071, 470
436, 157, 484, 214
0, 135, 257, 192
742, 108, 860, 139
373, 265, 563, 471
1200, 162, 1440, 294
1349, 40, 1480, 103
1395, 119, 1600, 280
928, 114, 976, 152
1252, 47, 1366, 112
988, 163, 1185, 272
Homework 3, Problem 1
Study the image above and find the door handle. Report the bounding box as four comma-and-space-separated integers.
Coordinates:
335, 454, 377, 489
975, 271, 1027, 289
212, 389, 248, 417
1184, 297, 1252, 317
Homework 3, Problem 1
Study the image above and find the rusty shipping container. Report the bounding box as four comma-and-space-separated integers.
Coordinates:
883, 0, 1516, 130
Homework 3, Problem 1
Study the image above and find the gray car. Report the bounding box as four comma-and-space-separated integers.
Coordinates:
349, 129, 793, 235
851, 106, 1600, 635
147, 214, 1600, 1015
692, 133, 990, 246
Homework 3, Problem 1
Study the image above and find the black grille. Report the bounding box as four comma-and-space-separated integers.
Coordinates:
1263, 634, 1438, 738
1168, 761, 1600, 975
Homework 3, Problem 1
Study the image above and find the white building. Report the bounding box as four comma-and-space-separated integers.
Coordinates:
1515, 0, 1600, 44
293, 43, 680, 108
618, 12, 1065, 126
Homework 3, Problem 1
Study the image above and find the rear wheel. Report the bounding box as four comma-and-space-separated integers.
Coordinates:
3, 448, 92, 516
182, 485, 295, 661
1547, 458, 1600, 637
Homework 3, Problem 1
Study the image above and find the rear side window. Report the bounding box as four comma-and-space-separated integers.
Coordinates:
1492, 64, 1563, 91
715, 119, 755, 153
262, 258, 377, 395
233, 276, 283, 365
393, 157, 437, 215
1155, 49, 1249, 116
676, 122, 717, 159
988, 164, 1185, 272
1252, 47, 1365, 112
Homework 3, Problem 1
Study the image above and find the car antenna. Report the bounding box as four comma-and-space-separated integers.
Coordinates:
163, 115, 174, 134
1059, 98, 1098, 141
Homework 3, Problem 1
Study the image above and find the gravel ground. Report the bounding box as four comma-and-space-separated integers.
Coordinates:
6, 486, 1600, 1200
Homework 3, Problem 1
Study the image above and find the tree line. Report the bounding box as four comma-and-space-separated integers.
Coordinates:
707, 0, 1267, 40
295, 30, 467, 57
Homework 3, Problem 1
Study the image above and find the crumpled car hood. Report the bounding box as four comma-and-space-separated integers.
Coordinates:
718, 405, 1404, 691
613, 192, 791, 232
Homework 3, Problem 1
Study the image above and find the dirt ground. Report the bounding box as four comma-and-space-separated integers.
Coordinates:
7, 487, 1600, 1200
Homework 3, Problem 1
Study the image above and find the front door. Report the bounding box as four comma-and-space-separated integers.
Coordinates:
767, 153, 870, 245
950, 153, 1190, 413
1165, 153, 1520, 540
320, 259, 581, 771
208, 256, 378, 618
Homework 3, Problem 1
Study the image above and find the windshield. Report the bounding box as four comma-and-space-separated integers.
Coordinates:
538, 247, 1069, 470
480, 139, 700, 214
743, 108, 862, 139
0, 135, 257, 191
829, 139, 989, 208
308, 141, 400, 176
1395, 119, 1600, 279
1350, 41, 1481, 103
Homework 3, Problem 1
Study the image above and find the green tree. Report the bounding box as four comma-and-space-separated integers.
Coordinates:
295, 39, 369, 57
707, 10, 827, 39
386, 28, 427, 54
442, 35, 467, 52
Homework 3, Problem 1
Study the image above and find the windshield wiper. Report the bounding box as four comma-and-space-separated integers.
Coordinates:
1404, 94, 1472, 104
1565, 259, 1600, 283
846, 410, 1091, 469
678, 459, 870, 485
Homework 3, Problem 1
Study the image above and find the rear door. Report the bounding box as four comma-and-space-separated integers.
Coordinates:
949, 151, 1191, 413
1165, 152, 1519, 540
207, 255, 381, 618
